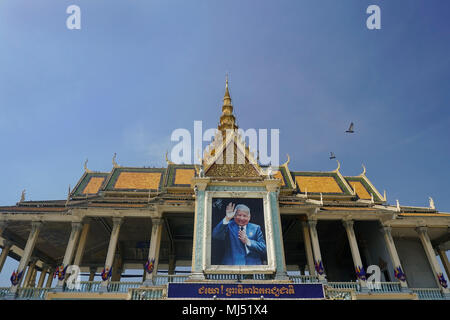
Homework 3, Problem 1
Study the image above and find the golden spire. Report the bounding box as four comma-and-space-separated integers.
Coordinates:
218, 74, 238, 134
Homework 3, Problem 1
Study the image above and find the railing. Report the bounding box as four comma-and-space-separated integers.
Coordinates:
64, 281, 102, 292
411, 288, 445, 300
108, 281, 142, 292
0, 287, 10, 298
367, 282, 402, 293
129, 287, 166, 300
16, 287, 50, 300
204, 274, 271, 281
63, 281, 142, 293
327, 282, 361, 291
290, 275, 320, 283
153, 274, 190, 285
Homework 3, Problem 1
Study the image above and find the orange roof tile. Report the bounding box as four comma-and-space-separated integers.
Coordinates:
114, 172, 162, 190
349, 181, 371, 199
295, 176, 343, 193
82, 177, 105, 194
174, 169, 195, 185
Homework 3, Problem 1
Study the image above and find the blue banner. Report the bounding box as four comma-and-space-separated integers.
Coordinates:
168, 283, 324, 299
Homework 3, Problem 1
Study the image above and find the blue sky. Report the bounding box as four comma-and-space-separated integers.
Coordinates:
0, 1, 449, 286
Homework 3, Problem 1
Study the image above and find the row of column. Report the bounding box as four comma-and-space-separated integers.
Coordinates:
1, 217, 448, 293
303, 219, 449, 294
0, 217, 165, 292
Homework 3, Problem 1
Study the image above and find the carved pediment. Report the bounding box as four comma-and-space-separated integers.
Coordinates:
204, 136, 262, 178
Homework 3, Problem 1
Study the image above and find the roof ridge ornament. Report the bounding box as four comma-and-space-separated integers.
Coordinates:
266, 166, 274, 179
334, 159, 341, 172
383, 190, 387, 202
281, 154, 290, 167
20, 189, 26, 202
66, 185, 71, 207
112, 153, 119, 168
396, 199, 401, 212
165, 151, 175, 165
429, 196, 435, 210
84, 159, 92, 173
360, 164, 367, 176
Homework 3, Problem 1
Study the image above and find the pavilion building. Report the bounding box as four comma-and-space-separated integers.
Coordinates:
0, 80, 449, 300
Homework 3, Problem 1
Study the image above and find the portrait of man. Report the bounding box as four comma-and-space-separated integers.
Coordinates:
211, 199, 267, 265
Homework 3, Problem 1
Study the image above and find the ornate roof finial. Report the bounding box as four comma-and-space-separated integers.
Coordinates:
281, 154, 290, 167
84, 159, 92, 173
360, 164, 366, 176
396, 199, 401, 212
429, 197, 435, 210
334, 159, 341, 172
165, 151, 174, 165
218, 75, 237, 134
112, 153, 119, 168
20, 189, 26, 202
66, 185, 71, 206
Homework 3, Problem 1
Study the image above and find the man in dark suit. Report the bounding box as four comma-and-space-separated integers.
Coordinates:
212, 202, 266, 265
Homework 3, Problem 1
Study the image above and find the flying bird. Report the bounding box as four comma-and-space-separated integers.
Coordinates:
346, 122, 354, 133
329, 152, 336, 160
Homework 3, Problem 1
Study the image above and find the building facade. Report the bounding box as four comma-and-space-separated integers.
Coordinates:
0, 81, 449, 300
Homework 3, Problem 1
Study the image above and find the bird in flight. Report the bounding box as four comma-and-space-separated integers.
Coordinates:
329, 152, 336, 160
346, 122, 354, 133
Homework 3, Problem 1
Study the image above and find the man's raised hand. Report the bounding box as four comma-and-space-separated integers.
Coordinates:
225, 202, 236, 221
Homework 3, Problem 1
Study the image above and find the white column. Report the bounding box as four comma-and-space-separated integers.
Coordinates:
301, 221, 315, 276
307, 220, 326, 281
416, 227, 450, 294
28, 265, 38, 287
37, 265, 49, 288
342, 220, 368, 290
380, 226, 409, 290
0, 240, 13, 273
437, 246, 450, 282
143, 218, 164, 286
45, 267, 54, 288
0, 221, 10, 273
56, 222, 83, 289
10, 221, 42, 293
23, 258, 38, 288
73, 222, 90, 267
100, 217, 123, 291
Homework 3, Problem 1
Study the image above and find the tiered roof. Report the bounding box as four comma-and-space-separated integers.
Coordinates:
0, 79, 447, 218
